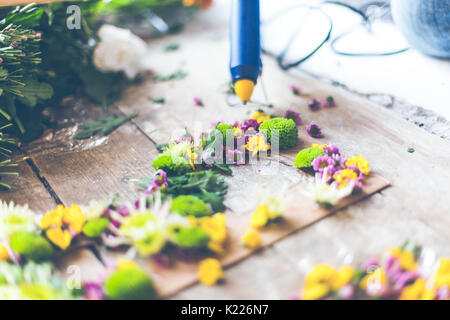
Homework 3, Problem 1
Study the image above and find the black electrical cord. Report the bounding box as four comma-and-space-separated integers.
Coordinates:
261, 0, 409, 71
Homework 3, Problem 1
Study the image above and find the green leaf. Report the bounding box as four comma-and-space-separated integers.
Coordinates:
75, 113, 137, 140
17, 79, 53, 108
152, 70, 187, 82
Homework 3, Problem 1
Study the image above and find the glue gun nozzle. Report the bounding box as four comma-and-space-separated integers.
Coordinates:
234, 79, 254, 104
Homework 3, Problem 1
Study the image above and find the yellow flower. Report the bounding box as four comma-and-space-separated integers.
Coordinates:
306, 264, 337, 285
198, 258, 223, 286
186, 147, 198, 169
250, 111, 270, 124
41, 205, 64, 230
302, 283, 330, 300
264, 197, 283, 220
244, 134, 270, 157
117, 259, 138, 270
192, 213, 227, 254
433, 258, 450, 288
360, 268, 388, 290
233, 126, 243, 139
346, 155, 371, 175
63, 204, 86, 233
399, 279, 435, 300
0, 244, 10, 261
46, 227, 72, 250
312, 144, 329, 151
390, 248, 418, 271
241, 230, 261, 250
330, 266, 354, 291
250, 205, 270, 228
333, 169, 358, 189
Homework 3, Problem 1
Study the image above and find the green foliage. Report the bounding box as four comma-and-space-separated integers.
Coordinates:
152, 155, 192, 176
167, 225, 210, 248
152, 69, 187, 82
294, 147, 325, 169
83, 218, 109, 238
215, 123, 233, 145
259, 118, 298, 150
105, 268, 156, 300
135, 170, 228, 212
74, 113, 137, 140
170, 195, 212, 217
9, 231, 54, 262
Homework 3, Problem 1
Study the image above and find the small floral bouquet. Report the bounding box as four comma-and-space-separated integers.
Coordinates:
294, 144, 371, 207
297, 243, 450, 300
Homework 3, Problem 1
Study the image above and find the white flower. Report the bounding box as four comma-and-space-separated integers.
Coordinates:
93, 24, 150, 79
81, 199, 110, 220
254, 184, 291, 219
303, 169, 354, 207
0, 201, 38, 241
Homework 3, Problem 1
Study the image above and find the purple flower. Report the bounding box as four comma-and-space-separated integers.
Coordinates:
312, 155, 334, 175
284, 109, 302, 125
306, 123, 322, 138
11, 41, 18, 49
193, 97, 203, 106
227, 149, 244, 165
308, 98, 321, 111
332, 154, 347, 171
241, 119, 260, 132
323, 144, 340, 156
436, 286, 450, 300
146, 170, 168, 194
323, 96, 336, 108
290, 85, 302, 96
83, 282, 104, 300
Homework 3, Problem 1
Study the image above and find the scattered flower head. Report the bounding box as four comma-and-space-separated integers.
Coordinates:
250, 111, 271, 124
308, 98, 321, 111
193, 97, 203, 106
290, 85, 302, 96
284, 109, 302, 125
241, 230, 261, 250
145, 170, 169, 195
323, 96, 336, 108
306, 123, 323, 138
198, 258, 224, 286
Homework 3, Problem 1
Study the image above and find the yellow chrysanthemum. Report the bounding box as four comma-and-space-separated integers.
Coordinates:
244, 134, 270, 157
250, 205, 270, 228
41, 205, 64, 230
346, 155, 371, 175
302, 283, 330, 300
250, 111, 271, 124
390, 247, 418, 271
63, 204, 86, 233
360, 268, 388, 291
330, 266, 354, 291
433, 258, 450, 288
198, 258, 224, 286
0, 244, 10, 261
191, 213, 227, 254
311, 144, 329, 151
399, 279, 435, 300
241, 230, 261, 250
306, 264, 337, 285
117, 259, 138, 270
233, 126, 243, 139
333, 169, 358, 189
46, 227, 72, 250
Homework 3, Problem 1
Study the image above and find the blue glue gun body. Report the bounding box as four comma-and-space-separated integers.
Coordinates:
230, 0, 262, 84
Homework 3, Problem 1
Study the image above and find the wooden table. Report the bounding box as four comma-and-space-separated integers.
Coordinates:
2, 1, 450, 299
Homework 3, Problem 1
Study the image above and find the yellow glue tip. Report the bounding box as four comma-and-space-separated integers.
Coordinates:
234, 79, 254, 103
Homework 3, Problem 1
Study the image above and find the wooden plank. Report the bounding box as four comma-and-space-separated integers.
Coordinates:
26, 102, 160, 206
0, 155, 56, 213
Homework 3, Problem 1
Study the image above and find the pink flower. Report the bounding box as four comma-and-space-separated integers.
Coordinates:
145, 170, 168, 195
193, 97, 203, 106
290, 85, 302, 96
284, 109, 302, 125
306, 123, 322, 138
227, 149, 244, 165
83, 282, 104, 300
308, 98, 321, 111
323, 96, 336, 108
323, 144, 340, 156
241, 119, 260, 132
312, 155, 334, 175
338, 284, 354, 300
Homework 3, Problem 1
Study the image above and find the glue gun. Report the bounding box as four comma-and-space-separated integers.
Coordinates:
230, 0, 262, 104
